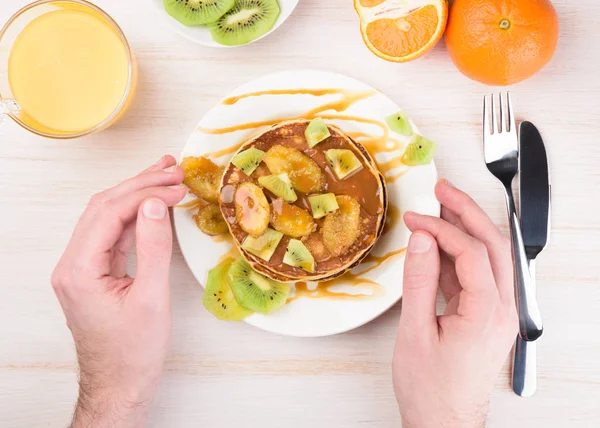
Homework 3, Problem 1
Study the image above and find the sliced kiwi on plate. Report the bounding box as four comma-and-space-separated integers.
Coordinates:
203, 258, 253, 321
402, 135, 437, 166
305, 118, 331, 148
258, 173, 297, 202
241, 228, 283, 262
308, 193, 339, 219
231, 147, 265, 176
193, 203, 228, 236
283, 239, 315, 273
325, 149, 363, 180
385, 110, 413, 136
228, 257, 290, 314
163, 0, 235, 26
209, 0, 281, 47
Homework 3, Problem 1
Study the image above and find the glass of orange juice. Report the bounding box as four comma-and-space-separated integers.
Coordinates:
0, 0, 137, 139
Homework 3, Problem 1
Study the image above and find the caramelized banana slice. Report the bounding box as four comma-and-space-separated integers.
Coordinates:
263, 145, 325, 193
322, 195, 361, 257
235, 182, 270, 237
270, 199, 317, 238
181, 156, 224, 202
193, 203, 228, 236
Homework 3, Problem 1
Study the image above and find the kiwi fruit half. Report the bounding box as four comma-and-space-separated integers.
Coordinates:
385, 111, 413, 136
231, 147, 265, 176
308, 193, 339, 219
241, 228, 283, 262
209, 0, 281, 47
401, 135, 437, 166
193, 203, 229, 236
305, 118, 331, 148
325, 149, 363, 180
258, 173, 297, 202
228, 257, 290, 314
283, 239, 315, 273
203, 258, 253, 321
163, 0, 235, 26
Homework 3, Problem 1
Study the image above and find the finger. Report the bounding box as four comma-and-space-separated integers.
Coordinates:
439, 252, 461, 302
133, 199, 173, 301
94, 167, 184, 203
435, 180, 513, 305
404, 212, 499, 321
138, 155, 177, 175
400, 231, 440, 336
84, 185, 186, 256
441, 205, 466, 233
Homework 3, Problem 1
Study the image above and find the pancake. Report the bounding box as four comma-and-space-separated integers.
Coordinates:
219, 119, 388, 283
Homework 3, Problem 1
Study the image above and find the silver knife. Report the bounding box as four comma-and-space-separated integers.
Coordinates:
512, 121, 551, 397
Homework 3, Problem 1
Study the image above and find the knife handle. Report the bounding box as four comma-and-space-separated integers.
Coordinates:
513, 260, 538, 396
504, 189, 543, 341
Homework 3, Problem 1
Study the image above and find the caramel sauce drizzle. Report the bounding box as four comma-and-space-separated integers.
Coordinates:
187, 87, 419, 302
175, 198, 207, 210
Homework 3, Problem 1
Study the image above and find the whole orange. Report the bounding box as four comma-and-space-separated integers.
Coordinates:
445, 0, 559, 86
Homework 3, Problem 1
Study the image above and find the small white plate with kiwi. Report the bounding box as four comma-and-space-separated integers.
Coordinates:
152, 0, 299, 47
174, 69, 440, 337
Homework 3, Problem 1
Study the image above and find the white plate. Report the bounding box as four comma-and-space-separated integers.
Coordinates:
174, 69, 440, 337
151, 0, 299, 48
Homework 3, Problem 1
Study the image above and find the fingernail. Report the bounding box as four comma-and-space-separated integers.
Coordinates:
163, 165, 177, 173
408, 233, 432, 254
143, 199, 167, 220
168, 184, 184, 190
445, 179, 455, 188
155, 156, 165, 165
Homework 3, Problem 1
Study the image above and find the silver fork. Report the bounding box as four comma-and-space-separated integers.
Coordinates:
483, 93, 543, 341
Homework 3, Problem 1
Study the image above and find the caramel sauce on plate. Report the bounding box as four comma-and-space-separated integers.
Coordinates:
184, 87, 418, 302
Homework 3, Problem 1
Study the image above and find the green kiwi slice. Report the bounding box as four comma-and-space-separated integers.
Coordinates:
305, 118, 331, 148
401, 135, 437, 166
209, 0, 281, 47
231, 147, 265, 176
203, 259, 253, 321
228, 257, 290, 314
325, 149, 363, 180
385, 111, 413, 136
163, 0, 235, 26
283, 239, 315, 273
308, 193, 339, 219
241, 228, 283, 262
258, 173, 297, 202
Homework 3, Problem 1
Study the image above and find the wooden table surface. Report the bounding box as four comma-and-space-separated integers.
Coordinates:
1, 0, 599, 426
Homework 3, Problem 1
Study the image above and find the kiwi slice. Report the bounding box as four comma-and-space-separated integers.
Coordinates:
283, 239, 315, 273
241, 228, 283, 262
305, 118, 331, 148
385, 111, 413, 136
163, 0, 235, 26
258, 173, 297, 202
308, 193, 339, 219
402, 135, 437, 166
228, 257, 290, 314
202, 259, 253, 321
231, 147, 265, 176
209, 0, 281, 47
325, 149, 364, 180
193, 203, 228, 236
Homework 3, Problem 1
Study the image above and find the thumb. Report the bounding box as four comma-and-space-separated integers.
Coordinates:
134, 198, 173, 298
400, 231, 440, 334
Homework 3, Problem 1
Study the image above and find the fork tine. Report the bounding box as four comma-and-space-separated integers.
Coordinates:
491, 94, 499, 134
507, 92, 516, 133
483, 95, 490, 135
499, 93, 506, 132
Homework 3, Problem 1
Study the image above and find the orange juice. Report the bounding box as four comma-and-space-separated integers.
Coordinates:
7, 3, 130, 134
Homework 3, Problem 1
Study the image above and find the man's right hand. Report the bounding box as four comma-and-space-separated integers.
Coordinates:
393, 180, 518, 428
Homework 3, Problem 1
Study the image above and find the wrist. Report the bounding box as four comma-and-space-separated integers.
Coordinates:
401, 405, 487, 428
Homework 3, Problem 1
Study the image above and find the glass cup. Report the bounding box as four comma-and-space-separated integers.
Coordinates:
0, 0, 137, 139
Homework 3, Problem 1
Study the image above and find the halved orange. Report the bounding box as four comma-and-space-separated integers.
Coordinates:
355, 0, 448, 62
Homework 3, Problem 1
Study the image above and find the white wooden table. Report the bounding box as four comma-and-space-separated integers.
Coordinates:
1, 1, 599, 426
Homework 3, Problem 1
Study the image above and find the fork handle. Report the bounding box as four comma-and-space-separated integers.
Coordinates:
512, 259, 538, 396
504, 187, 543, 341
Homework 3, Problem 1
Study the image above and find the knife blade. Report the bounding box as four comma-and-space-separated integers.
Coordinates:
512, 121, 551, 397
